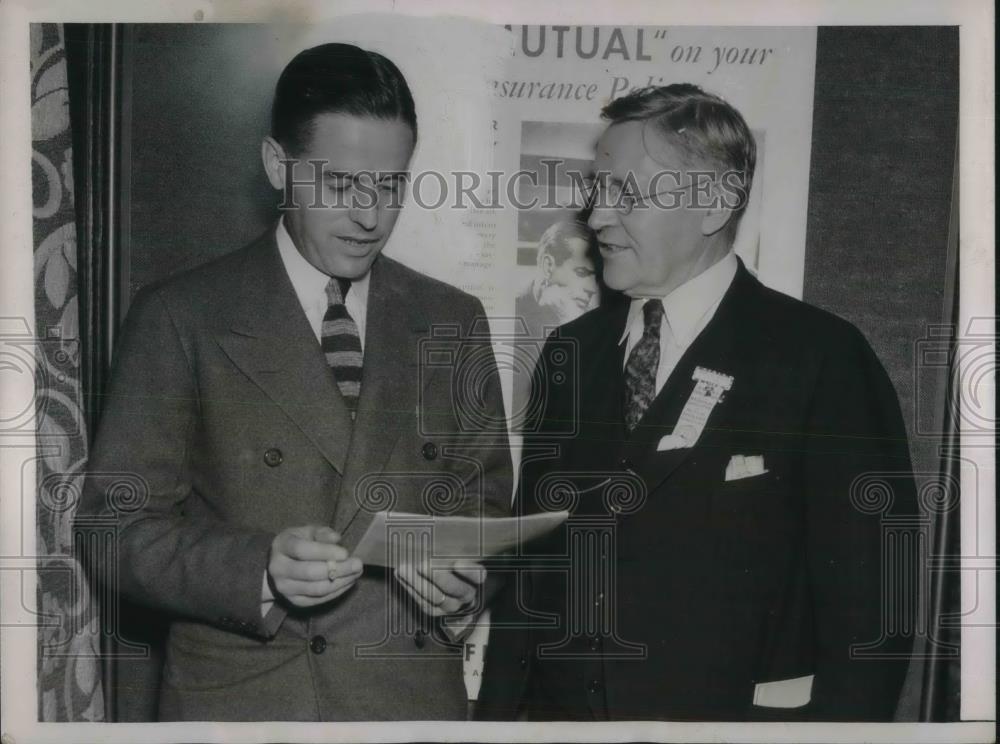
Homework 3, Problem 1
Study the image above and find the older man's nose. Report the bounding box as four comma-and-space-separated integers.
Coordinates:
587, 202, 619, 231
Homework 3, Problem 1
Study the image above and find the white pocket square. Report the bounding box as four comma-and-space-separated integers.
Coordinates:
724, 454, 768, 481
753, 674, 813, 708
656, 434, 687, 451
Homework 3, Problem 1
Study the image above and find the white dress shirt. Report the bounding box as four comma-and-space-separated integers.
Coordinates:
275, 218, 370, 350
262, 219, 373, 617
620, 252, 738, 396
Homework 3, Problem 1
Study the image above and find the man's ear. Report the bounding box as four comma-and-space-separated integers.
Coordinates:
701, 182, 736, 237
539, 253, 555, 279
701, 207, 734, 237
261, 136, 288, 191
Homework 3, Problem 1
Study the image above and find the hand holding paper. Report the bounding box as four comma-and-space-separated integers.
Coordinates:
395, 558, 485, 618
358, 510, 569, 621
267, 525, 363, 608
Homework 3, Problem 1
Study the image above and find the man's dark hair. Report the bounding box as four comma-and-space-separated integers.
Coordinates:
272, 43, 418, 155
601, 83, 756, 240
537, 219, 597, 266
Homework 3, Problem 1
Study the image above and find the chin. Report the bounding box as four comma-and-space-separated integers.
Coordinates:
602, 269, 635, 293
330, 253, 379, 279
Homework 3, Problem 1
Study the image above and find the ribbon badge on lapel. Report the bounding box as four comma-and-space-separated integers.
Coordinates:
656, 366, 734, 451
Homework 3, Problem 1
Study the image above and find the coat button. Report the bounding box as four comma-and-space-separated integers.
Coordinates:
519, 654, 528, 669
617, 456, 633, 471
414, 629, 426, 649
309, 635, 327, 654
588, 679, 603, 694
264, 448, 283, 467
421, 442, 438, 461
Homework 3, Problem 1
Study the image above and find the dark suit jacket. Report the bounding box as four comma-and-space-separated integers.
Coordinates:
512, 287, 561, 430
78, 228, 511, 721
478, 260, 916, 721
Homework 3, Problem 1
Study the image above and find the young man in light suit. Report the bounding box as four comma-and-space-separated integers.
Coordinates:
479, 84, 917, 721
80, 43, 511, 721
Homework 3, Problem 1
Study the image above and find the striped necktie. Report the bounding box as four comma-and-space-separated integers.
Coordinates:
623, 298, 664, 431
322, 277, 363, 417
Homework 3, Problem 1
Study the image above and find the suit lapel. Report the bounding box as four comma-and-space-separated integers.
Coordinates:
333, 257, 431, 536
216, 230, 353, 474
555, 297, 629, 507
579, 297, 629, 438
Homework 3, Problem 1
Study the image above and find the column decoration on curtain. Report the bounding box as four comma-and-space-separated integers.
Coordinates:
31, 22, 105, 722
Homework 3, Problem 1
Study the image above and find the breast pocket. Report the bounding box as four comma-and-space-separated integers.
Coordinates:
710, 455, 798, 571
716, 468, 780, 496
710, 457, 788, 528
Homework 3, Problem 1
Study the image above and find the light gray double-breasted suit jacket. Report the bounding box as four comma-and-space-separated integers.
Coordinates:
80, 227, 512, 721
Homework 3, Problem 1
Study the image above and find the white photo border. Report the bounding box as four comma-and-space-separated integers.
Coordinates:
0, 1, 993, 742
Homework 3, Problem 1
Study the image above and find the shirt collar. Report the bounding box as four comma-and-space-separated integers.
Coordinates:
619, 251, 738, 346
275, 217, 371, 303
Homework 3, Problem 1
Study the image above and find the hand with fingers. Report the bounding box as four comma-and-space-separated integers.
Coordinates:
267, 525, 363, 608
394, 559, 487, 618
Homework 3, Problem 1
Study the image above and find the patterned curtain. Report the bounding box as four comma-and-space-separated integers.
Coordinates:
31, 22, 105, 722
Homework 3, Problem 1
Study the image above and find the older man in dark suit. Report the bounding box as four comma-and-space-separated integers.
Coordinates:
79, 43, 511, 721
478, 84, 917, 722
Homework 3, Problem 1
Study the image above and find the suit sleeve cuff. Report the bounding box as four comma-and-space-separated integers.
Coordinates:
260, 600, 288, 638
258, 569, 287, 637
218, 531, 283, 639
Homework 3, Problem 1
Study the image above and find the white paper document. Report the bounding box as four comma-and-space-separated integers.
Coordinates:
353, 510, 569, 568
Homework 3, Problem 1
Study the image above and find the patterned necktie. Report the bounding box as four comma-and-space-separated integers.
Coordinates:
624, 299, 665, 431
322, 277, 363, 416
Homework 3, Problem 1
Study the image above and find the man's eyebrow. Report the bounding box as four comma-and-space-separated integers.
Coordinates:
581, 170, 623, 186
320, 170, 409, 181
